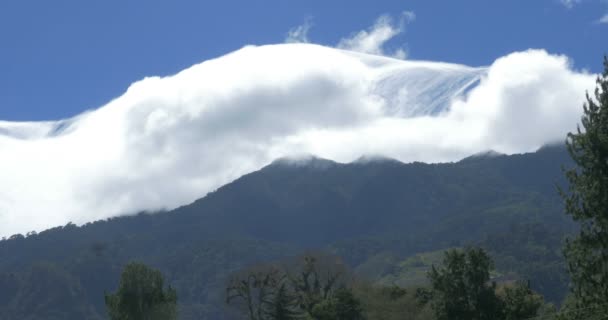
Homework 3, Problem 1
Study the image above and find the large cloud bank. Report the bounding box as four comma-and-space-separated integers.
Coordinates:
0, 43, 596, 236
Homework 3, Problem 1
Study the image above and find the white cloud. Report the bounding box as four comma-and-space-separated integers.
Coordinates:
0, 44, 596, 237
598, 13, 608, 23
561, 0, 582, 9
285, 19, 313, 43
337, 11, 415, 59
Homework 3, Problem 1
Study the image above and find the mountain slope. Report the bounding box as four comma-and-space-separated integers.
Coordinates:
0, 145, 574, 319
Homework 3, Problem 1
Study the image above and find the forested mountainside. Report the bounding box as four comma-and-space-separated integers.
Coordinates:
0, 145, 574, 319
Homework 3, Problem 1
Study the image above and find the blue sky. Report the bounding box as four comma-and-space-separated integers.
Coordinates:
1, 0, 607, 121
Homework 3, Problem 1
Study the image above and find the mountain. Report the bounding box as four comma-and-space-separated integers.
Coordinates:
0, 145, 574, 319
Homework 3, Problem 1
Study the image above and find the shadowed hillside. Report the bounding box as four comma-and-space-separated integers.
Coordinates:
0, 145, 574, 319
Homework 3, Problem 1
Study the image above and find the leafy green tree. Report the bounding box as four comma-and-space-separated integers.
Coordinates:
355, 283, 434, 320
310, 287, 365, 320
427, 248, 502, 320
267, 283, 300, 320
227, 253, 351, 320
560, 56, 608, 317
105, 262, 177, 320
499, 282, 544, 320
428, 248, 546, 320
227, 264, 302, 320
287, 254, 349, 316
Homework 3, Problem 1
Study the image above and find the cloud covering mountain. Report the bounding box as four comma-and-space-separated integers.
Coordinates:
0, 43, 596, 236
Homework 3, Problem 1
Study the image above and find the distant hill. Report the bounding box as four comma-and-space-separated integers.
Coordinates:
0, 145, 574, 319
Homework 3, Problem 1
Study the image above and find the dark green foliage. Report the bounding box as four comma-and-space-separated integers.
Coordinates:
0, 146, 574, 318
227, 254, 353, 320
561, 57, 608, 317
480, 223, 570, 303
428, 248, 546, 320
554, 293, 596, 320
310, 288, 365, 320
428, 248, 502, 320
0, 262, 101, 320
105, 262, 177, 320
226, 264, 291, 320
414, 287, 434, 305
267, 283, 299, 320
499, 282, 544, 320
287, 254, 349, 316
354, 284, 434, 320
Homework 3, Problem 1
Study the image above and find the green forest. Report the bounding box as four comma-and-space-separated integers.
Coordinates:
0, 143, 574, 319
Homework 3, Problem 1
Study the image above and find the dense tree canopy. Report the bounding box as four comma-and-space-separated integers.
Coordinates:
105, 262, 177, 320
310, 287, 365, 320
428, 248, 543, 320
561, 57, 608, 318
226, 254, 364, 320
428, 248, 502, 320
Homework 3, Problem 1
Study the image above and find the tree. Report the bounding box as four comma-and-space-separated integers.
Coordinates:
499, 282, 544, 320
267, 283, 300, 320
560, 56, 608, 317
428, 248, 546, 320
354, 283, 434, 320
427, 248, 502, 320
226, 265, 289, 320
105, 262, 177, 320
286, 253, 350, 317
311, 287, 365, 320
226, 253, 351, 320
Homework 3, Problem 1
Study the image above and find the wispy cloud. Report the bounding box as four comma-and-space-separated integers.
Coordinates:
337, 11, 415, 59
598, 13, 608, 23
285, 18, 313, 43
560, 0, 582, 9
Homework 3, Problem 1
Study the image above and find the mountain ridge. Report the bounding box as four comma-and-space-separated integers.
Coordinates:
0, 144, 575, 319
